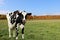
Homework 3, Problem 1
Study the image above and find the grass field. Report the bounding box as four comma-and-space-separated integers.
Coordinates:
0, 20, 60, 40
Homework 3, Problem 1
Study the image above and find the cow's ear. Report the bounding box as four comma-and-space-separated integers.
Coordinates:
27, 13, 32, 15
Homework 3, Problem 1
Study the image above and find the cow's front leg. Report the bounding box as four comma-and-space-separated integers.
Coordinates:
9, 28, 11, 38
20, 24, 24, 39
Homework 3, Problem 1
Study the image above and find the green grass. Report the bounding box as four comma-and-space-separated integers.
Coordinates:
0, 20, 60, 40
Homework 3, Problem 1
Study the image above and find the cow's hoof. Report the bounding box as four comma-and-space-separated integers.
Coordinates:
22, 34, 24, 39
9, 35, 11, 38
16, 37, 18, 40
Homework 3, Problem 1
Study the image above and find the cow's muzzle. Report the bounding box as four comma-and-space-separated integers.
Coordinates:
22, 20, 26, 25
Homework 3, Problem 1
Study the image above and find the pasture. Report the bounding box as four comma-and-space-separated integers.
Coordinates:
0, 20, 60, 40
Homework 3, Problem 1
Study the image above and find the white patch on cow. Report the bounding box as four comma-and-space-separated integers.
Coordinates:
16, 14, 18, 18
9, 23, 16, 29
22, 11, 27, 20
6, 13, 11, 23
20, 24, 24, 29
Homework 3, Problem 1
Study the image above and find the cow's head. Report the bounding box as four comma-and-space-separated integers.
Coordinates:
13, 10, 32, 24
17, 11, 32, 22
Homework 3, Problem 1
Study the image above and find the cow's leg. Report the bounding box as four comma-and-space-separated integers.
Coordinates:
15, 23, 18, 40
9, 28, 11, 38
16, 27, 18, 40
12, 23, 16, 37
20, 24, 24, 39
22, 27, 24, 39
13, 29, 15, 37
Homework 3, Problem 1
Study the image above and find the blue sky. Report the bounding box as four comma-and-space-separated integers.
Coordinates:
0, 0, 60, 15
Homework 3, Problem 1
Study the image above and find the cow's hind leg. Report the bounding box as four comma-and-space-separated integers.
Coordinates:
13, 29, 16, 37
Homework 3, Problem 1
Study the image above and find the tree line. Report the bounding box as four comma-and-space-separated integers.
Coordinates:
0, 14, 6, 19
0, 14, 60, 20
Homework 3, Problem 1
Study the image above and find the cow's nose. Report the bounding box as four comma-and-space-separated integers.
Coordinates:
22, 20, 26, 25
23, 20, 26, 22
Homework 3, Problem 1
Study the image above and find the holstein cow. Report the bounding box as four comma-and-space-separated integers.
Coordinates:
6, 10, 32, 40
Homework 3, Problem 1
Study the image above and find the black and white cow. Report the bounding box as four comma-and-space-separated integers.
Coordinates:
6, 10, 31, 40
